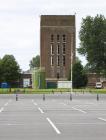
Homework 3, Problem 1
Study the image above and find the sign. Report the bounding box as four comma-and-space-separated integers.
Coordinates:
23, 78, 30, 88
57, 81, 72, 88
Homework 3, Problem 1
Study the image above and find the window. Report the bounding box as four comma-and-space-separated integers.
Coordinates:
63, 56, 65, 66
57, 34, 60, 42
51, 56, 54, 66
51, 34, 54, 42
51, 44, 54, 54
62, 34, 66, 42
63, 43, 66, 54
57, 44, 60, 54
57, 56, 60, 66
57, 73, 60, 79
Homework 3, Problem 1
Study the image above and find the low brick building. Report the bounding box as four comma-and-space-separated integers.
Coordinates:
87, 73, 106, 88
19, 70, 32, 88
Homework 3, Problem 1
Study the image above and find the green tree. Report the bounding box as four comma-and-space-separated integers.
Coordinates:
0, 58, 3, 82
29, 55, 40, 69
1, 55, 21, 88
68, 60, 88, 88
78, 14, 106, 74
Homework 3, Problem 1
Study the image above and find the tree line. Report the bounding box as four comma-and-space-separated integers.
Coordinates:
0, 55, 21, 88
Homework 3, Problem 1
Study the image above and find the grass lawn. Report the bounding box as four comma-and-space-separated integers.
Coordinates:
0, 88, 106, 94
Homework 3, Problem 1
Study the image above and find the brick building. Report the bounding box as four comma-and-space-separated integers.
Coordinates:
40, 15, 76, 87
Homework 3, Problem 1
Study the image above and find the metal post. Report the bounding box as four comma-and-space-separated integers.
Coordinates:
16, 94, 18, 101
70, 33, 73, 97
43, 94, 45, 101
70, 93, 72, 101
97, 94, 99, 101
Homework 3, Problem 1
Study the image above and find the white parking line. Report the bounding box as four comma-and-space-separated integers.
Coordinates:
60, 103, 67, 106
38, 107, 44, 114
7, 123, 24, 126
32, 100, 38, 106
34, 102, 38, 106
0, 107, 4, 113
46, 117, 61, 134
98, 117, 106, 122
4, 102, 8, 106
72, 106, 87, 113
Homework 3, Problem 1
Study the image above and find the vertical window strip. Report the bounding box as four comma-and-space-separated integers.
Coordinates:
63, 43, 66, 54
51, 44, 54, 55
51, 34, 54, 42
57, 34, 60, 42
51, 56, 54, 66
57, 56, 60, 66
57, 44, 60, 54
62, 34, 66, 42
63, 56, 65, 66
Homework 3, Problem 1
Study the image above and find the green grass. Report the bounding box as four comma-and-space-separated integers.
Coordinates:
0, 88, 106, 94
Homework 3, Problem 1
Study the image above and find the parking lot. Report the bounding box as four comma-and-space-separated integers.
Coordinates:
0, 93, 106, 140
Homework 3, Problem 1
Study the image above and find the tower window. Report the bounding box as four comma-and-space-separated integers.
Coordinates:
63, 43, 66, 54
57, 44, 60, 54
57, 73, 60, 79
63, 56, 65, 66
57, 34, 60, 42
51, 56, 54, 66
62, 34, 66, 42
51, 34, 54, 42
51, 44, 54, 54
57, 56, 60, 66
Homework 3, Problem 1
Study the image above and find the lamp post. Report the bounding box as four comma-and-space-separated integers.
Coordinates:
70, 31, 74, 101
70, 13, 76, 98
71, 48, 73, 95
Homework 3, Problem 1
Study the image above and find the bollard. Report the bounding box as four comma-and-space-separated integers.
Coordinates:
43, 94, 45, 101
16, 94, 18, 101
70, 93, 72, 101
97, 94, 99, 101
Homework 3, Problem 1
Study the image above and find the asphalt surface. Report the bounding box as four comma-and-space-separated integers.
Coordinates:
0, 93, 106, 140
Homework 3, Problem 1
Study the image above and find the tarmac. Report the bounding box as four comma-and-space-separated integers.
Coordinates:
0, 93, 106, 140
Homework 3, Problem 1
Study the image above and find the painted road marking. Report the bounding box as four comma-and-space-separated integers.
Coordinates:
34, 102, 38, 106
32, 100, 38, 105
4, 102, 8, 106
60, 103, 67, 106
46, 117, 61, 134
98, 117, 106, 122
38, 107, 44, 114
32, 100, 38, 106
72, 106, 87, 113
0, 107, 4, 112
7, 123, 24, 126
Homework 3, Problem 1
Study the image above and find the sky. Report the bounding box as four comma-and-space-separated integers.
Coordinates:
0, 0, 106, 71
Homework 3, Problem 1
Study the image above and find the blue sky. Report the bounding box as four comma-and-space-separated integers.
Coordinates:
0, 0, 106, 70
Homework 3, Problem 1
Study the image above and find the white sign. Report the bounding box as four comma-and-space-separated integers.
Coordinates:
57, 81, 72, 88
23, 78, 30, 87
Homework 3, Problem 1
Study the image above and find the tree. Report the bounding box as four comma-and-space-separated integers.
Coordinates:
29, 55, 40, 69
78, 14, 106, 74
1, 55, 21, 88
68, 60, 88, 88
0, 58, 3, 82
